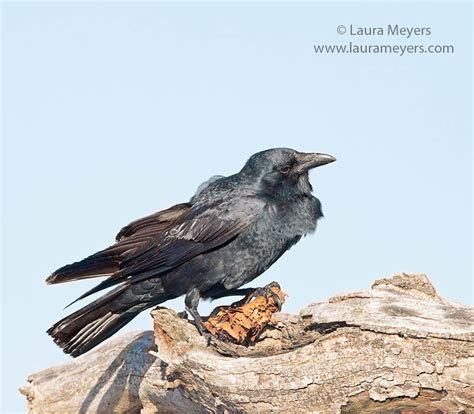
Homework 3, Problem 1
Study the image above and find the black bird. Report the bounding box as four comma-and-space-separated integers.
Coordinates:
46, 148, 336, 357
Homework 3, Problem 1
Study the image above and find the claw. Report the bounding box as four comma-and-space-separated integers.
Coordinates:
177, 310, 188, 319
203, 331, 213, 345
244, 282, 282, 310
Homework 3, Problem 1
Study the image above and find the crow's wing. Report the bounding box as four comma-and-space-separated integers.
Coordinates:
115, 203, 191, 241
46, 203, 192, 285
117, 206, 254, 280
116, 196, 262, 282
62, 195, 264, 304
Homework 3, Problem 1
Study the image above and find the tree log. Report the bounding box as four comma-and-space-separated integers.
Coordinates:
20, 273, 474, 413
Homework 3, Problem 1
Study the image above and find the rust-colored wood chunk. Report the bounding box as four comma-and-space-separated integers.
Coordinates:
204, 285, 287, 344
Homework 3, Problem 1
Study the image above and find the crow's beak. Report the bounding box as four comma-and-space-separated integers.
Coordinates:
294, 152, 336, 174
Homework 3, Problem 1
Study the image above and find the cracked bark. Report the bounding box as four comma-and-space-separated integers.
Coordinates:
21, 273, 474, 413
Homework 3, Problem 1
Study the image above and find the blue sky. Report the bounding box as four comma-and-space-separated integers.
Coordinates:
2, 2, 472, 412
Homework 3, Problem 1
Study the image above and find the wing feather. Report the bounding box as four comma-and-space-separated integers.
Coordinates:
61, 194, 263, 304
46, 203, 191, 285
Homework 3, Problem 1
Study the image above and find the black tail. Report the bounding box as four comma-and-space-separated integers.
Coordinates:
47, 285, 168, 357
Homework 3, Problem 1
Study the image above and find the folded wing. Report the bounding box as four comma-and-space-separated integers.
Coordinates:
46, 195, 263, 304
46, 203, 191, 286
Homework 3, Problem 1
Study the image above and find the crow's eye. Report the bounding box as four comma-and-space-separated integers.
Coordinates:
279, 165, 291, 174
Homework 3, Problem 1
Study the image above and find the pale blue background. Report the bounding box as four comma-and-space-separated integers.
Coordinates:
2, 2, 472, 412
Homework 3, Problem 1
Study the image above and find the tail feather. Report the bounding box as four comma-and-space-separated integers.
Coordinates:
47, 285, 148, 357
51, 312, 137, 357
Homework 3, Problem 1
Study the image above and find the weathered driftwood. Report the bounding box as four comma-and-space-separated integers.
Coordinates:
21, 273, 474, 413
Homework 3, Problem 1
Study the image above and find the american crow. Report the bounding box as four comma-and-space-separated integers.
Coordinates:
46, 148, 336, 356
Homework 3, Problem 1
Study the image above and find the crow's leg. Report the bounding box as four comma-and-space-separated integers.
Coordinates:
244, 282, 283, 311
185, 288, 211, 341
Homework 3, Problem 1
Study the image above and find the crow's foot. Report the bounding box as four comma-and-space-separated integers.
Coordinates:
185, 305, 214, 344
244, 281, 283, 311
177, 310, 188, 319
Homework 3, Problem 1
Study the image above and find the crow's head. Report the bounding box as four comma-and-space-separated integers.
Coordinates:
242, 148, 336, 198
